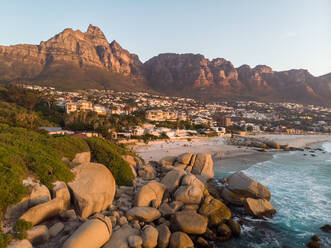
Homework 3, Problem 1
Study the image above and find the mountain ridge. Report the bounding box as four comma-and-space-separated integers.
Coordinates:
1, 25, 330, 105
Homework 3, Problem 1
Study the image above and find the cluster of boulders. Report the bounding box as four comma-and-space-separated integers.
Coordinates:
2, 151, 275, 248
219, 171, 276, 218
227, 136, 282, 149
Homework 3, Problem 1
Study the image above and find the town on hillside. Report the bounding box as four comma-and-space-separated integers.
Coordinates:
23, 84, 331, 141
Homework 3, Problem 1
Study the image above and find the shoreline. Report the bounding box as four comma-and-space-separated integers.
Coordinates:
134, 134, 331, 176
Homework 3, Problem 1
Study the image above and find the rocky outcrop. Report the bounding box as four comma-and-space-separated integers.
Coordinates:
169, 232, 194, 248
157, 224, 171, 248
173, 211, 208, 235
122, 155, 138, 178
227, 136, 282, 150
159, 153, 214, 180
26, 225, 49, 245
174, 185, 203, 204
199, 196, 231, 227
161, 168, 186, 193
2, 149, 253, 248
135, 180, 165, 207
20, 181, 70, 225
68, 162, 116, 218
7, 239, 33, 248
63, 214, 112, 248
220, 171, 275, 219
244, 198, 276, 218
225, 171, 271, 200
4, 180, 51, 220
126, 207, 161, 222
104, 225, 140, 248
70, 152, 91, 167
142, 225, 158, 248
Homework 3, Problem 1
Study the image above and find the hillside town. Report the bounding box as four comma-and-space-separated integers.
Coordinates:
24, 84, 331, 140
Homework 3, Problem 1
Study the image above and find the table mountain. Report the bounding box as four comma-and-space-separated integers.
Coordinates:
144, 53, 331, 105
0, 24, 147, 91
0, 25, 330, 105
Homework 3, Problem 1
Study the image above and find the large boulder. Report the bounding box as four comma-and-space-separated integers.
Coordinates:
7, 239, 33, 248
217, 223, 232, 241
244, 198, 276, 218
104, 225, 140, 248
20, 181, 70, 225
68, 162, 116, 218
169, 232, 194, 248
161, 169, 186, 193
220, 187, 245, 206
174, 185, 203, 204
71, 152, 91, 166
181, 174, 205, 191
135, 180, 166, 207
142, 225, 158, 248
199, 196, 231, 226
191, 154, 214, 179
63, 214, 112, 248
173, 211, 208, 235
159, 156, 176, 168
227, 219, 241, 237
122, 155, 137, 178
127, 207, 161, 222
49, 222, 64, 237
127, 235, 143, 248
138, 165, 156, 180
176, 153, 193, 166
4, 181, 51, 220
26, 225, 49, 245
157, 224, 171, 248
226, 171, 271, 200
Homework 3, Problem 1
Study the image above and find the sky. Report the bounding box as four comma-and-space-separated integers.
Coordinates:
0, 0, 330, 76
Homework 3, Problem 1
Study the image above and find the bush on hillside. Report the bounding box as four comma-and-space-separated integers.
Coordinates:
0, 125, 89, 216
86, 137, 135, 186
13, 219, 32, 240
0, 230, 12, 248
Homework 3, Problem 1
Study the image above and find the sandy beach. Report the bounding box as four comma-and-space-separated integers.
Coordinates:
133, 134, 331, 175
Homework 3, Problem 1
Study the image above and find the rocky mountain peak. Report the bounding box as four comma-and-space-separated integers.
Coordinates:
253, 65, 273, 74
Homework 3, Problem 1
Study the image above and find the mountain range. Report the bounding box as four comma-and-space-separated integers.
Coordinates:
1, 24, 330, 105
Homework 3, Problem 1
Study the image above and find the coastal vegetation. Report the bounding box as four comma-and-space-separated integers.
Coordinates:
0, 125, 89, 215
13, 219, 33, 240
86, 137, 135, 186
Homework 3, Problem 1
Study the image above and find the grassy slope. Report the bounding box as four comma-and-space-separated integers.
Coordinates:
0, 125, 89, 215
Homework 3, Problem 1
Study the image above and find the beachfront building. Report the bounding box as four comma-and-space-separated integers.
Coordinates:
146, 110, 178, 122
65, 102, 77, 113
77, 100, 93, 111
93, 104, 107, 115
132, 126, 145, 136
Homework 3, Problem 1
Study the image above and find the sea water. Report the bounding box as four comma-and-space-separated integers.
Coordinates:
218, 142, 331, 248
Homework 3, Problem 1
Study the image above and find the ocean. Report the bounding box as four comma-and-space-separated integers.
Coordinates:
216, 142, 331, 248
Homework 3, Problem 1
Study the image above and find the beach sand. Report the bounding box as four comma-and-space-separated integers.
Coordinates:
133, 134, 331, 175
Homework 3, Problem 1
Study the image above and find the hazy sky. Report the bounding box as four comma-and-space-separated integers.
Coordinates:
1, 0, 330, 76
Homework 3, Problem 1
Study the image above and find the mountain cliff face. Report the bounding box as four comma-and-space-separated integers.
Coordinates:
144, 53, 331, 105
0, 25, 330, 105
0, 25, 146, 90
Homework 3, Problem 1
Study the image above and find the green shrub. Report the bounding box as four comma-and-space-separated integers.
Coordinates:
0, 230, 12, 248
0, 125, 88, 215
48, 135, 90, 160
86, 137, 135, 186
13, 219, 32, 240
